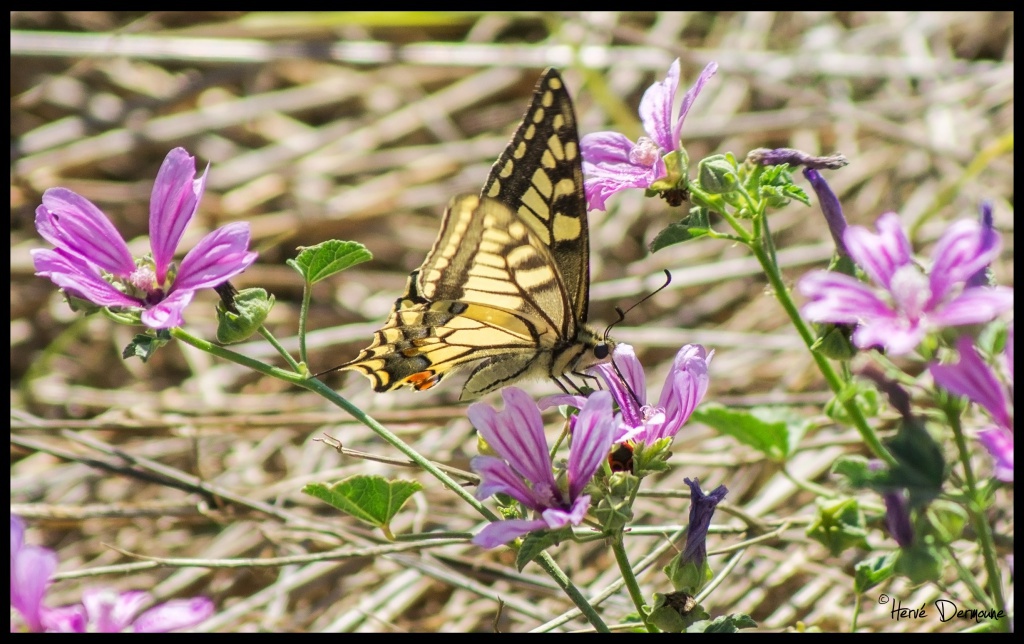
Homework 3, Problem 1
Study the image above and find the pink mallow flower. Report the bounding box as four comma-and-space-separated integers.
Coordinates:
798, 212, 1013, 355
584, 343, 712, 445
32, 147, 257, 329
581, 59, 717, 210
930, 328, 1014, 482
468, 388, 617, 548
11, 515, 214, 633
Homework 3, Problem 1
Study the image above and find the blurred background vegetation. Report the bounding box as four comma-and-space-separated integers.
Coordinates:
11, 12, 1013, 632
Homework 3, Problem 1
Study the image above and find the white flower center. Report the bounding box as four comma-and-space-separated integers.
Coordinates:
889, 264, 930, 320
629, 137, 662, 168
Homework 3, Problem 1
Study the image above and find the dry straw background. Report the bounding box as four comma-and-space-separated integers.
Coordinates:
11, 12, 1014, 632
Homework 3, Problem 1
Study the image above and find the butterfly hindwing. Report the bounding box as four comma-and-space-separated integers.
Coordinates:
338, 69, 609, 399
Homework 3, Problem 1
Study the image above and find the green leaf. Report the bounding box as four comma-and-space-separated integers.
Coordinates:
692, 403, 810, 460
121, 329, 171, 362
895, 543, 942, 585
215, 287, 274, 343
516, 528, 568, 572
885, 420, 946, 508
854, 552, 898, 593
302, 475, 422, 538
687, 613, 757, 633
649, 208, 711, 252
287, 240, 372, 285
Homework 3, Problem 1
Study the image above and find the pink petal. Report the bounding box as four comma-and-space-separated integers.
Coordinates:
639, 58, 680, 152
843, 212, 911, 289
567, 391, 616, 500
930, 336, 1010, 428
32, 248, 143, 310
35, 188, 134, 276
149, 148, 206, 283
929, 286, 1014, 327
929, 219, 1001, 304
467, 389, 557, 499
672, 61, 718, 146
130, 597, 214, 633
471, 456, 540, 509
851, 317, 924, 355
172, 222, 257, 292
11, 544, 58, 632
472, 518, 547, 549
798, 271, 895, 324
977, 427, 1013, 482
541, 494, 590, 530
140, 289, 195, 329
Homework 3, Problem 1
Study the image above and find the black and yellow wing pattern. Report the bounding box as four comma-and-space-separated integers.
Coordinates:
339, 69, 611, 400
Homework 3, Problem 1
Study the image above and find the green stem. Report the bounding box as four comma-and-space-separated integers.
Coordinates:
535, 551, 610, 633
749, 239, 895, 465
298, 281, 312, 366
170, 327, 494, 518
171, 325, 618, 631
611, 537, 657, 632
258, 326, 302, 372
943, 400, 1008, 629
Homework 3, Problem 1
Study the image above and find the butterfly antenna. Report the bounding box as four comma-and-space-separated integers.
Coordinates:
604, 269, 672, 338
601, 270, 672, 410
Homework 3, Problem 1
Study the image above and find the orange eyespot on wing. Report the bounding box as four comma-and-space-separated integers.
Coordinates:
404, 370, 441, 391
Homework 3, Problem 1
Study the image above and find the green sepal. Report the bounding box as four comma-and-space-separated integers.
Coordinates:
215, 287, 274, 343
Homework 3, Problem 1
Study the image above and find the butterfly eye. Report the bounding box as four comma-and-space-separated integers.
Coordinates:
593, 343, 610, 360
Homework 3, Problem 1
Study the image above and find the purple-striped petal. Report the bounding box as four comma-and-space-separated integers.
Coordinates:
589, 343, 646, 426
149, 148, 206, 284
567, 391, 616, 500
467, 388, 558, 502
850, 314, 924, 355
639, 58, 680, 152
32, 248, 143, 310
35, 188, 134, 276
472, 518, 548, 549
140, 289, 195, 329
471, 456, 543, 509
541, 495, 591, 530
130, 597, 214, 633
172, 222, 257, 292
930, 336, 1010, 429
978, 427, 1013, 482
928, 286, 1014, 328
672, 62, 718, 147
11, 543, 57, 632
799, 271, 895, 324
843, 212, 911, 289
929, 218, 1001, 305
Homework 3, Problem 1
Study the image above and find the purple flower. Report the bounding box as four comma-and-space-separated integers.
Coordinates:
803, 168, 849, 257
43, 589, 214, 634
681, 478, 728, 569
582, 343, 712, 445
11, 515, 58, 633
930, 330, 1014, 482
581, 60, 718, 210
468, 388, 617, 548
882, 489, 914, 547
31, 147, 257, 329
10, 514, 214, 633
798, 212, 1013, 355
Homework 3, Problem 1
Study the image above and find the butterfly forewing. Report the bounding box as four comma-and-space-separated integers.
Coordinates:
337, 69, 610, 400
480, 70, 591, 325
